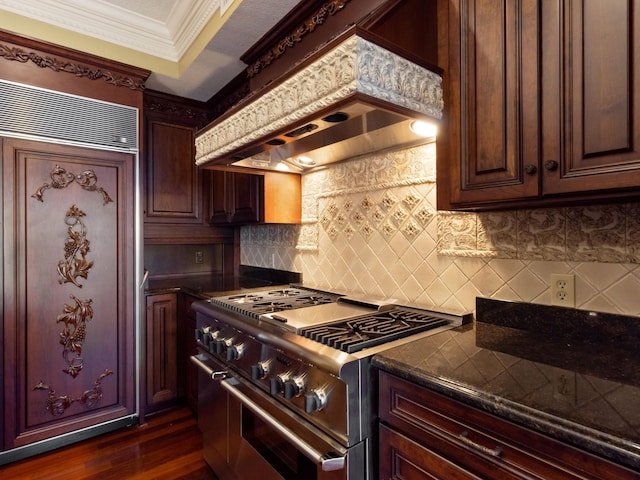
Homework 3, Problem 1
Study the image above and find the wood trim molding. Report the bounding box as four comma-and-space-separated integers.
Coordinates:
0, 30, 149, 91
144, 90, 212, 125
245, 0, 352, 79
0, 42, 146, 90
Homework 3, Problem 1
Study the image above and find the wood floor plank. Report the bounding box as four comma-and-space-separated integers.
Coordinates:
0, 406, 217, 480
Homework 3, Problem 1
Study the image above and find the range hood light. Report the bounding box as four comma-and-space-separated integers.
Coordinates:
410, 120, 438, 138
274, 162, 291, 172
322, 112, 350, 123
295, 156, 316, 167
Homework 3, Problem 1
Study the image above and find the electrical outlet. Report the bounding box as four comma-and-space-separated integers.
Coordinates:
550, 273, 575, 307
195, 251, 204, 264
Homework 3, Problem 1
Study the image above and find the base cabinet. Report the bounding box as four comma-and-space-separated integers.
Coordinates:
145, 293, 178, 413
378, 371, 638, 480
180, 294, 199, 413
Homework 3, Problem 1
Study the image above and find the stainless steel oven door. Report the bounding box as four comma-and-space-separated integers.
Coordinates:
192, 354, 365, 480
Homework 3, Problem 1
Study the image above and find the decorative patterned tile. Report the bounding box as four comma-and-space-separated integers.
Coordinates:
517, 209, 566, 261
627, 203, 640, 263
415, 203, 435, 226
437, 211, 477, 254
567, 205, 626, 262
381, 190, 399, 210
477, 211, 518, 259
240, 142, 640, 317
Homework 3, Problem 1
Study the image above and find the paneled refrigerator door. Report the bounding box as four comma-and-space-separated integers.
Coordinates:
2, 138, 136, 451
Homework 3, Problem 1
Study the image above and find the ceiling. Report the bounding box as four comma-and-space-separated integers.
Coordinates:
0, 0, 300, 101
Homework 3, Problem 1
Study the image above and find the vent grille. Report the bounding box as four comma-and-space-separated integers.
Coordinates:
0, 80, 137, 151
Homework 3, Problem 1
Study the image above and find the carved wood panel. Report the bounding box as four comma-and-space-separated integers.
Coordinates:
2, 138, 135, 449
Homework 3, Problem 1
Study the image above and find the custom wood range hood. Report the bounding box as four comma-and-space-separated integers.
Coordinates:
195, 27, 443, 173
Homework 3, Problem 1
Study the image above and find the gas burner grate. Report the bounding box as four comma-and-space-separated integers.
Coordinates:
225, 294, 265, 303
209, 287, 343, 319
300, 307, 450, 353
292, 295, 336, 307
266, 288, 305, 297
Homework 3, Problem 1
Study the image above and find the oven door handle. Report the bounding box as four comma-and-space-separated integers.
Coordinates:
221, 378, 346, 472
190, 354, 228, 380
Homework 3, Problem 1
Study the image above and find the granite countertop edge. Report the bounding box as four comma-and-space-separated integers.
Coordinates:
372, 354, 640, 472
143, 266, 303, 299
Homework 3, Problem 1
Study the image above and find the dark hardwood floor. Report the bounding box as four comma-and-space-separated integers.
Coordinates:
0, 405, 217, 480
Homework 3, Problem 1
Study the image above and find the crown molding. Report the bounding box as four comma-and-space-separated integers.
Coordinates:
0, 0, 229, 62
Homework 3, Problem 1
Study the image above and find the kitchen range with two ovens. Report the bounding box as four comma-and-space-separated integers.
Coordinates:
191, 286, 470, 480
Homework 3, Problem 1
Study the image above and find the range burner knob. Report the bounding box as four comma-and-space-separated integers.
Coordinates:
283, 377, 305, 400
195, 328, 204, 342
270, 377, 282, 395
226, 343, 244, 361
197, 326, 213, 344
251, 362, 269, 380
304, 389, 328, 413
202, 329, 219, 347
212, 338, 227, 355
269, 374, 288, 396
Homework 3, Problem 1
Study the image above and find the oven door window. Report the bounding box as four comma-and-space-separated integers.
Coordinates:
242, 405, 318, 480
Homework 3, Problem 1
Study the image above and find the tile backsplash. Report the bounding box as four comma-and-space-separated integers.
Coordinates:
241, 143, 640, 316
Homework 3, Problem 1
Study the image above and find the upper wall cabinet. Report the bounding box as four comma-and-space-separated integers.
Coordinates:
209, 170, 301, 226
143, 91, 234, 245
438, 0, 640, 210
143, 90, 210, 225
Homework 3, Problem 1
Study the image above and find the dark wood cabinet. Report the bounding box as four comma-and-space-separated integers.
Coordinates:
2, 138, 137, 450
180, 293, 199, 413
143, 91, 238, 244
145, 293, 178, 413
438, 0, 640, 210
144, 120, 201, 223
209, 170, 301, 225
378, 371, 638, 480
540, 0, 640, 196
210, 171, 263, 224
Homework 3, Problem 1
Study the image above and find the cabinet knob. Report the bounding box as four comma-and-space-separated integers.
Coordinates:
524, 164, 537, 175
544, 160, 559, 171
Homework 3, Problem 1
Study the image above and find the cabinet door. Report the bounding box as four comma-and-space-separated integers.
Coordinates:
229, 172, 263, 224
541, 0, 640, 195
2, 138, 135, 449
441, 0, 541, 207
145, 120, 201, 223
210, 171, 263, 225
209, 170, 232, 224
146, 293, 178, 411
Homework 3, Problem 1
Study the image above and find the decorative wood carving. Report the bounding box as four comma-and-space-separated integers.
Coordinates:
208, 82, 251, 119
246, 0, 351, 78
58, 205, 93, 288
57, 294, 94, 377
143, 98, 211, 122
0, 42, 145, 90
33, 369, 113, 416
32, 165, 113, 205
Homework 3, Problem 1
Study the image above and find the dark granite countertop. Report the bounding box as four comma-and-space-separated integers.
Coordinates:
372, 298, 640, 473
144, 265, 302, 299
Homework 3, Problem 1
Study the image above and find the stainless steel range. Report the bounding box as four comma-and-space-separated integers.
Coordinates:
191, 286, 470, 480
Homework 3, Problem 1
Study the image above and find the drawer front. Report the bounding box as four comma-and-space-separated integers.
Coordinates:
379, 371, 638, 480
380, 423, 484, 480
